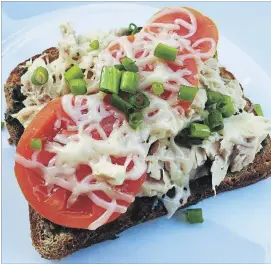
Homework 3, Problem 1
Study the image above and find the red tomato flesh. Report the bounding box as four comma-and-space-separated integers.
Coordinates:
15, 97, 146, 229
108, 35, 199, 112
146, 7, 219, 61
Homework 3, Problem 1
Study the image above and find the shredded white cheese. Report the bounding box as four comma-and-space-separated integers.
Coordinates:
19, 23, 127, 115
13, 7, 271, 224
16, 94, 150, 230
11, 104, 45, 128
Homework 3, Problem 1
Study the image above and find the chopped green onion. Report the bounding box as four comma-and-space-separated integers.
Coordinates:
152, 82, 164, 95
206, 104, 216, 111
208, 109, 224, 131
254, 104, 264, 116
31, 66, 49, 86
217, 95, 235, 118
89, 40, 99, 50
128, 92, 150, 109
1, 121, 5, 129
111, 94, 134, 115
207, 90, 223, 105
120, 71, 139, 94
178, 85, 199, 102
175, 128, 204, 149
199, 109, 209, 120
186, 208, 204, 224
126, 23, 140, 35
64, 64, 84, 82
129, 112, 144, 129
189, 123, 211, 139
114, 64, 126, 71
154, 43, 178, 62
30, 138, 42, 150
100, 66, 122, 94
69, 79, 87, 95
121, 57, 138, 72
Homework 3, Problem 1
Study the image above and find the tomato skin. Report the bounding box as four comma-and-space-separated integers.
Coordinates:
185, 7, 219, 55
145, 56, 198, 111
107, 26, 199, 113
146, 7, 219, 61
15, 96, 147, 229
16, 98, 66, 159
14, 7, 219, 230
108, 36, 199, 112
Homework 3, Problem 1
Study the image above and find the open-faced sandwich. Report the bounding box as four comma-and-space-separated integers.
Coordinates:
4, 6, 271, 260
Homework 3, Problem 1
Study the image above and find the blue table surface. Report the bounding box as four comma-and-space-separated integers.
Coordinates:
2, 2, 271, 78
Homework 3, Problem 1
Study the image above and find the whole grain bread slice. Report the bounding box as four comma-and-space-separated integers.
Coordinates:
4, 47, 271, 260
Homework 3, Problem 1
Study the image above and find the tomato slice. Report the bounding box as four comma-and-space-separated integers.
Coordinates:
145, 7, 218, 61
108, 35, 199, 112
145, 56, 199, 112
15, 96, 146, 229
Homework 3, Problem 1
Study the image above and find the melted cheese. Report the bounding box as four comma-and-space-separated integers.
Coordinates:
15, 8, 271, 224
145, 7, 216, 60
139, 88, 207, 206
139, 137, 205, 205
93, 7, 217, 98
91, 156, 126, 185
21, 57, 66, 107
143, 93, 188, 139
163, 185, 191, 218
20, 24, 126, 111
11, 104, 45, 128
16, 94, 150, 230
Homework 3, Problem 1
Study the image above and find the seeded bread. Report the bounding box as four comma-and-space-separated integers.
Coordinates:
4, 47, 271, 260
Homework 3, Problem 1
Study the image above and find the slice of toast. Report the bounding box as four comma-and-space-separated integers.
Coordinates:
5, 47, 271, 260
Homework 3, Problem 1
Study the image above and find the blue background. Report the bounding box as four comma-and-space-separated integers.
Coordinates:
2, 1, 271, 77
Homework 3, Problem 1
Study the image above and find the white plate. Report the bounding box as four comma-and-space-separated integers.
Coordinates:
2, 3, 271, 264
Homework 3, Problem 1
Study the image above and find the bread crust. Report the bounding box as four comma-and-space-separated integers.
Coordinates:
5, 48, 271, 260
